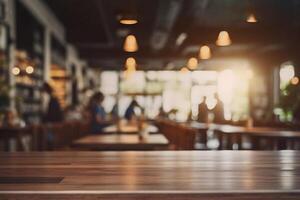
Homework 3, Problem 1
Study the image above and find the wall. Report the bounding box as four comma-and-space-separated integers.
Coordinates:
4, 0, 87, 109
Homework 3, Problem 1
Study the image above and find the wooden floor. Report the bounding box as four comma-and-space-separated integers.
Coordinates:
0, 151, 300, 199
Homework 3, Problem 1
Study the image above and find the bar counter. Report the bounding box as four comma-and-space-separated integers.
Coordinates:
0, 151, 300, 199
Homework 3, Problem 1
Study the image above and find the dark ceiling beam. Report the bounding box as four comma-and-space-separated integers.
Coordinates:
94, 0, 115, 46
190, 0, 209, 22
150, 0, 183, 51
75, 43, 115, 49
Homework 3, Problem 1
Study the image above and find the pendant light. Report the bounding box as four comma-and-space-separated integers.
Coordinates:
187, 57, 198, 70
246, 13, 257, 23
216, 31, 231, 46
118, 13, 138, 25
123, 35, 138, 52
180, 67, 189, 74
125, 57, 136, 71
199, 45, 211, 60
124, 57, 136, 79
118, 0, 138, 25
120, 18, 138, 25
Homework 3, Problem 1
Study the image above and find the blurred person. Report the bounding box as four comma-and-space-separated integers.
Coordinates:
81, 87, 94, 107
157, 106, 168, 118
87, 91, 110, 134
110, 103, 119, 121
124, 99, 143, 121
198, 96, 209, 123
42, 83, 63, 123
213, 93, 225, 123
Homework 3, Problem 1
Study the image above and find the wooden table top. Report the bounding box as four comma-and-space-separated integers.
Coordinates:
72, 134, 169, 150
103, 124, 158, 134
103, 124, 139, 134
0, 151, 299, 199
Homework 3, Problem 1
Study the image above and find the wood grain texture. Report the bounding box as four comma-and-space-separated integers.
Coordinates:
0, 151, 300, 199
72, 134, 169, 150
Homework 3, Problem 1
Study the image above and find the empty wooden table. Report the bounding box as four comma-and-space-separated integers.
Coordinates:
72, 133, 169, 150
102, 124, 139, 134
103, 123, 159, 134
216, 126, 300, 150
245, 128, 300, 150
189, 121, 300, 150
0, 151, 300, 199
0, 126, 31, 151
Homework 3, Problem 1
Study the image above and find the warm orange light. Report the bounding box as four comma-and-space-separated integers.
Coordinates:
125, 57, 136, 70
187, 57, 198, 70
180, 67, 189, 73
247, 14, 257, 23
123, 35, 138, 52
124, 57, 136, 79
26, 66, 34, 74
199, 45, 211, 60
12, 67, 20, 75
120, 19, 138, 25
291, 77, 299, 85
216, 31, 231, 46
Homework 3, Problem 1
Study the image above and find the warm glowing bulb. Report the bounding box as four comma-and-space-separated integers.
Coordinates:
291, 77, 299, 85
180, 67, 189, 73
216, 31, 232, 46
26, 66, 34, 74
125, 57, 136, 74
120, 19, 138, 25
187, 57, 198, 70
247, 14, 257, 23
199, 45, 211, 59
124, 57, 136, 79
12, 67, 20, 75
123, 34, 138, 52
125, 57, 136, 69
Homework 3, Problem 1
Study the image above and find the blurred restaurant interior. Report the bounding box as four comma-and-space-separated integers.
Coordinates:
1, 0, 300, 199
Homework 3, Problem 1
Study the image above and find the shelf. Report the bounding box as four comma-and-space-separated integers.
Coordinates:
16, 83, 41, 90
23, 98, 41, 104
51, 75, 70, 80
23, 111, 41, 116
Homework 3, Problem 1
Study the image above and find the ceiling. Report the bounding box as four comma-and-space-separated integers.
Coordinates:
44, 0, 300, 70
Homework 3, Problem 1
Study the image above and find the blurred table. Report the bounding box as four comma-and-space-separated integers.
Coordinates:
0, 126, 31, 151
103, 123, 158, 134
215, 126, 300, 150
188, 122, 300, 150
72, 133, 169, 150
0, 151, 300, 199
102, 124, 139, 134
